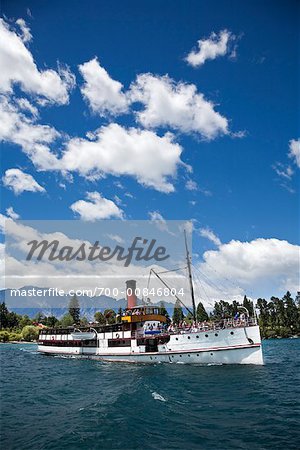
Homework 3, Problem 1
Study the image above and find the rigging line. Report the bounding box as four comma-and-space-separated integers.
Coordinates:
192, 263, 232, 297
154, 266, 188, 274
203, 260, 251, 295
192, 262, 240, 298
192, 267, 215, 309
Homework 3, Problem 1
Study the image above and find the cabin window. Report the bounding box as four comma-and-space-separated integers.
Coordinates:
205, 334, 208, 338
196, 336, 199, 338
188, 336, 190, 339
108, 339, 131, 347
215, 333, 218, 337
230, 331, 234, 335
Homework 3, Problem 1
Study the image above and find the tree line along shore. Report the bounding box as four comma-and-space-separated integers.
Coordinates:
0, 291, 299, 342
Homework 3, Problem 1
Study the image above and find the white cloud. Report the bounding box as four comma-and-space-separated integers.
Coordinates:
6, 206, 20, 220
289, 139, 300, 168
113, 195, 123, 206
149, 211, 165, 222
60, 124, 183, 192
149, 210, 175, 235
186, 29, 235, 67
2, 168, 45, 194
129, 74, 229, 139
0, 95, 60, 169
185, 179, 198, 191
70, 192, 123, 221
16, 97, 38, 118
107, 234, 125, 244
124, 192, 134, 199
199, 238, 300, 299
79, 58, 128, 116
16, 18, 32, 43
272, 162, 294, 180
199, 227, 221, 247
0, 18, 75, 104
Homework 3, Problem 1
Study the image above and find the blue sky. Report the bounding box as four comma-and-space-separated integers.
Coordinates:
0, 0, 299, 300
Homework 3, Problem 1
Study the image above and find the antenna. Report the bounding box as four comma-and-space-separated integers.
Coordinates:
184, 229, 196, 322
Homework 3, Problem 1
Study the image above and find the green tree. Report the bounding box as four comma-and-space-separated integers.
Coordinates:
94, 311, 106, 324
0, 331, 10, 342
196, 301, 209, 322
0, 302, 9, 329
19, 315, 33, 329
43, 315, 59, 327
9, 332, 22, 342
80, 317, 89, 326
159, 301, 170, 322
172, 300, 184, 325
283, 291, 298, 330
116, 307, 123, 322
60, 313, 74, 327
103, 309, 116, 324
243, 295, 253, 315
68, 295, 80, 324
34, 311, 45, 323
22, 325, 40, 341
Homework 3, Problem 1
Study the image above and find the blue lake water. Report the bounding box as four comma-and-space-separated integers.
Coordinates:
0, 339, 299, 450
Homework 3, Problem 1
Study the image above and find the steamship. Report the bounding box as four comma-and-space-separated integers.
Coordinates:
38, 235, 263, 365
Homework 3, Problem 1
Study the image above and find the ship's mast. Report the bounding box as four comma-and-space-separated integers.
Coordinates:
184, 230, 196, 322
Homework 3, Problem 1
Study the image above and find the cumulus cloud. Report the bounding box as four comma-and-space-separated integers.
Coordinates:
199, 227, 222, 247
199, 238, 300, 299
272, 162, 294, 180
70, 192, 123, 221
0, 18, 75, 104
79, 58, 128, 116
6, 206, 20, 220
16, 18, 32, 43
129, 74, 229, 139
2, 168, 45, 194
186, 29, 236, 67
0, 95, 60, 170
288, 138, 300, 168
185, 179, 198, 191
0, 95, 59, 149
15, 97, 39, 118
60, 124, 183, 192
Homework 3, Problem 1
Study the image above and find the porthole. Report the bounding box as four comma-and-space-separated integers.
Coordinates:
188, 354, 190, 357
215, 333, 218, 337
210, 353, 213, 356
179, 354, 182, 357
197, 354, 199, 357
176, 337, 178, 341
196, 335, 199, 338
188, 336, 190, 340
205, 334, 208, 338
172, 355, 174, 358
230, 331, 234, 335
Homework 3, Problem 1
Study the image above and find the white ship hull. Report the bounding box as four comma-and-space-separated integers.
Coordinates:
38, 325, 263, 365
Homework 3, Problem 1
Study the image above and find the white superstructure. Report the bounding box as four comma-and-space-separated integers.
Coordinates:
38, 306, 263, 365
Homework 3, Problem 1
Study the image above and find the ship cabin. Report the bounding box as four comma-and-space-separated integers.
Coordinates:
122, 305, 167, 323
121, 305, 167, 338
